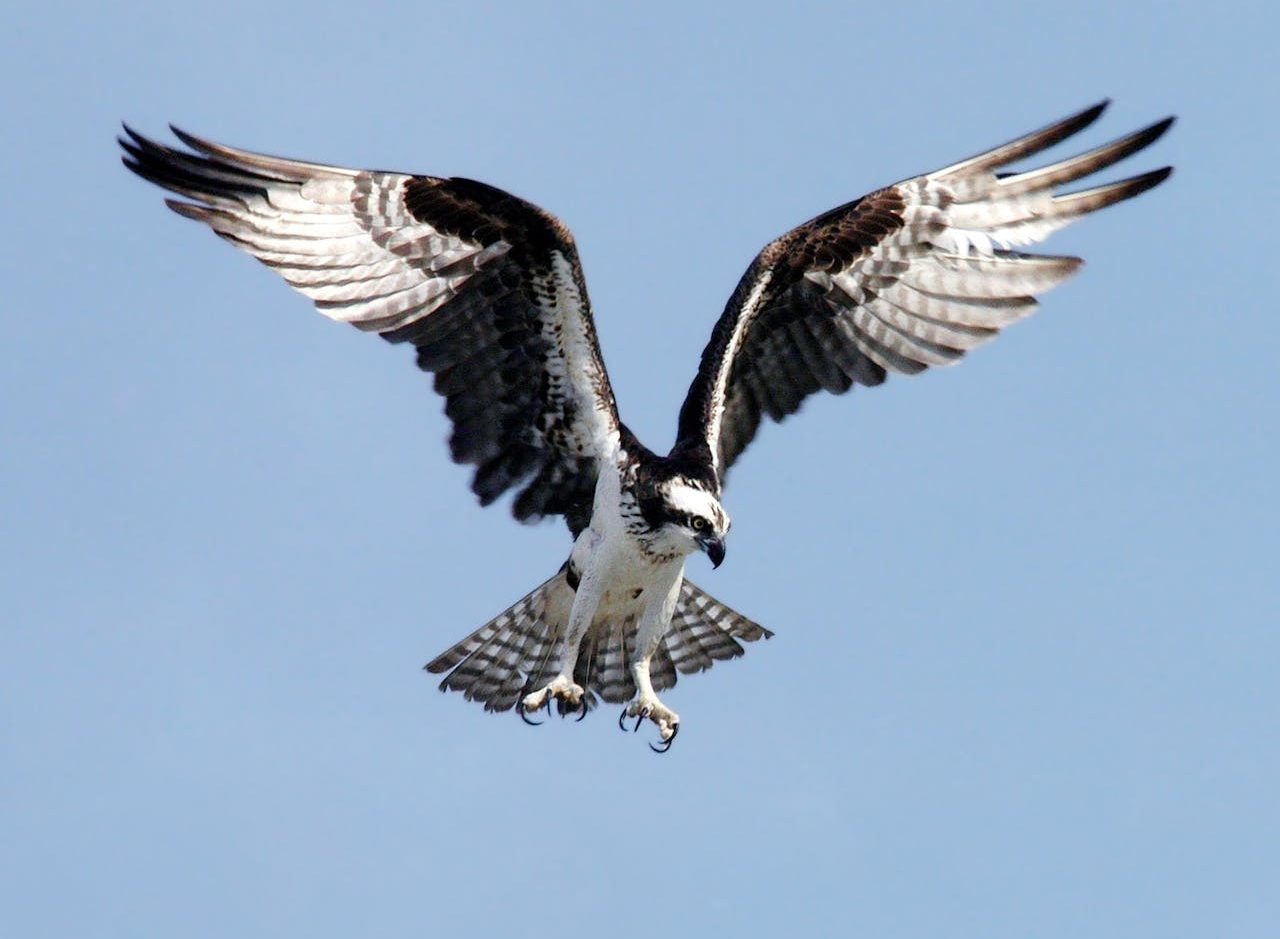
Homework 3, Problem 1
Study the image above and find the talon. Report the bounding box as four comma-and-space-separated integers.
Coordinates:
516, 700, 543, 727
648, 722, 679, 753
632, 715, 643, 733
618, 710, 630, 733
574, 699, 588, 722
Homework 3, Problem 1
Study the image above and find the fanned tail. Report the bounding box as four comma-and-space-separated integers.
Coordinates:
425, 573, 773, 716
424, 572, 569, 713
667, 577, 774, 673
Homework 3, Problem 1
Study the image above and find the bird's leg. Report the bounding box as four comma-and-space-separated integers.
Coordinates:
519, 672, 586, 716
519, 545, 602, 718
622, 569, 683, 749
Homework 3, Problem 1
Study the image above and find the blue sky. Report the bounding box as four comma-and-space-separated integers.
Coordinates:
4, 2, 1277, 937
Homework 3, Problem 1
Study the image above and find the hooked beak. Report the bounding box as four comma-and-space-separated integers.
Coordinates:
699, 535, 726, 569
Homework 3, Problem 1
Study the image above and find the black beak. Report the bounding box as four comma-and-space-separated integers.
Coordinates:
700, 535, 726, 569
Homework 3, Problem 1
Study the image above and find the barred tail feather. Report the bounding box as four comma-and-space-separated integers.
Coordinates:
424, 572, 569, 713
425, 573, 773, 717
570, 579, 773, 705
664, 579, 774, 677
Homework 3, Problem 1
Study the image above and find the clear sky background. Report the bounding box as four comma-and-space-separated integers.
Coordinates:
3, 2, 1277, 937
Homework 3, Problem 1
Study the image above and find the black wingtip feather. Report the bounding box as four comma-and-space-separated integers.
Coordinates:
1067, 165, 1174, 207
1047, 99, 1111, 145
937, 99, 1117, 178
1116, 118, 1176, 167
117, 124, 276, 204
1079, 98, 1111, 125
1133, 165, 1174, 194
169, 124, 210, 154
1042, 98, 1109, 145
1127, 116, 1176, 154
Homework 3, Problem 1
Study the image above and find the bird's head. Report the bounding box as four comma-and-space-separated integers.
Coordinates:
649, 476, 731, 568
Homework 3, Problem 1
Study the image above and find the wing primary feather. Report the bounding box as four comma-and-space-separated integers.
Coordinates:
169, 124, 359, 180
996, 117, 1175, 196
1050, 166, 1174, 215
931, 99, 1111, 179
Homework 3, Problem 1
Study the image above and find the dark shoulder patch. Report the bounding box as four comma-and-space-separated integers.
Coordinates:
784, 186, 907, 276
402, 176, 572, 258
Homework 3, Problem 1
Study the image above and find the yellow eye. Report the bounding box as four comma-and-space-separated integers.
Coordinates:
692, 517, 706, 531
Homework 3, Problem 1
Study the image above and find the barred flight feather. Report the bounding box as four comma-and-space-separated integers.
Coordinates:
673, 100, 1173, 481
120, 125, 619, 534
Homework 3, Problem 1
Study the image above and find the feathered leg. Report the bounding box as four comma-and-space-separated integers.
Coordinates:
519, 536, 603, 717
623, 563, 685, 750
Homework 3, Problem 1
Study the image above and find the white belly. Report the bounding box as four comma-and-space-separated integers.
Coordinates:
559, 461, 685, 632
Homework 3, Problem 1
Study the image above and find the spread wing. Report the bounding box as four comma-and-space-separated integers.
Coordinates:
120, 126, 620, 533
673, 100, 1173, 482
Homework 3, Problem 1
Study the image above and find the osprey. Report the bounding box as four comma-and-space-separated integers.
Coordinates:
121, 101, 1172, 751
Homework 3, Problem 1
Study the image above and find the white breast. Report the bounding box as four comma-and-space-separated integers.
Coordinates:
571, 456, 683, 606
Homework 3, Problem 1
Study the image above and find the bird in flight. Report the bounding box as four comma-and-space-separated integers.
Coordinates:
121, 100, 1172, 751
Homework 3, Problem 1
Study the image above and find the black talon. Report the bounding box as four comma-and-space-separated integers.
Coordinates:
632, 715, 643, 733
574, 699, 588, 722
516, 700, 543, 726
649, 724, 678, 754
618, 710, 630, 732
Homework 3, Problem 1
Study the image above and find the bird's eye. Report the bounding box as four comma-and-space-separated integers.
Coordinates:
692, 517, 706, 531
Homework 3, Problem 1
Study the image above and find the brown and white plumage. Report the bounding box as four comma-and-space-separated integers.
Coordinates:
674, 101, 1173, 480
120, 126, 620, 532
425, 573, 771, 714
120, 101, 1171, 747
